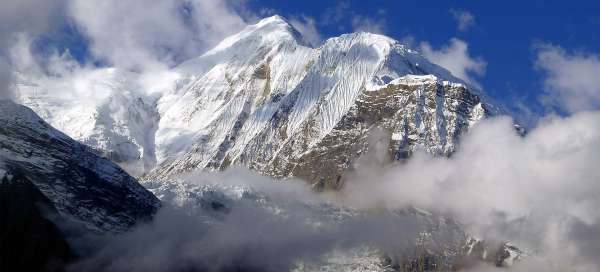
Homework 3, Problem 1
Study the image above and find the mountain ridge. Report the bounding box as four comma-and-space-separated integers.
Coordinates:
149, 16, 493, 188
0, 99, 160, 232
16, 15, 495, 188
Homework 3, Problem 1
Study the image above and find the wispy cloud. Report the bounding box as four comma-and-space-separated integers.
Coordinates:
535, 43, 600, 112
0, 0, 256, 106
0, 58, 13, 100
420, 38, 486, 87
450, 8, 476, 31
68, 0, 248, 71
351, 12, 386, 34
341, 112, 600, 271
68, 168, 433, 271
0, 0, 66, 100
289, 15, 322, 47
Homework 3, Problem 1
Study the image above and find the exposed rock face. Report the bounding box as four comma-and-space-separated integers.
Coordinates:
0, 100, 160, 232
258, 76, 487, 190
461, 238, 525, 268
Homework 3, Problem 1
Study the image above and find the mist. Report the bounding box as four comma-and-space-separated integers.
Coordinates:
66, 168, 438, 272
62, 110, 600, 271
0, 0, 253, 109
0, 60, 13, 100
340, 112, 600, 271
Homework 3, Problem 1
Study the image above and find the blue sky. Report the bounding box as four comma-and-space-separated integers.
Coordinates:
3, 0, 600, 127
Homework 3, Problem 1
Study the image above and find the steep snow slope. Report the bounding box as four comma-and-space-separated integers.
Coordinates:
156, 15, 315, 164
15, 15, 494, 188
0, 100, 160, 232
150, 16, 493, 188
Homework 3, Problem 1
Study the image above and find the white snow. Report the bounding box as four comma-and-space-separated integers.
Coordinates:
17, 68, 161, 176
14, 15, 490, 176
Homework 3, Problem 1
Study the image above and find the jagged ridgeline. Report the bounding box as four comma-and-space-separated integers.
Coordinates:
16, 16, 494, 189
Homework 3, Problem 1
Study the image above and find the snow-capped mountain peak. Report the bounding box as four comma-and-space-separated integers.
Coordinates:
208, 15, 305, 52
176, 15, 309, 77
16, 15, 493, 188
149, 16, 493, 186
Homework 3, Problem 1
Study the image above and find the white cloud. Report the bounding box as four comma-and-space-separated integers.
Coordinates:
258, 7, 277, 17
0, 0, 67, 100
68, 0, 248, 71
1, 0, 252, 100
535, 44, 600, 112
65, 110, 600, 271
289, 15, 322, 47
0, 0, 66, 41
341, 111, 600, 270
450, 8, 476, 31
8, 34, 46, 77
420, 38, 486, 87
0, 0, 247, 98
10, 33, 182, 105
68, 168, 434, 271
351, 13, 386, 34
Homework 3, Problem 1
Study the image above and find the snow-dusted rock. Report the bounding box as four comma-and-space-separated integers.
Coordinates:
0, 100, 160, 232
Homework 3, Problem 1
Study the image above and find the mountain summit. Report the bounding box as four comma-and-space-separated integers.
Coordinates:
150, 15, 492, 188
17, 15, 493, 188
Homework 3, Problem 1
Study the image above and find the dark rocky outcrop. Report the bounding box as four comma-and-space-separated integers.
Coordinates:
0, 172, 73, 272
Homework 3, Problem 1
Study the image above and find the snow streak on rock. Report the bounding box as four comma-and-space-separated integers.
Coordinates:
16, 16, 492, 189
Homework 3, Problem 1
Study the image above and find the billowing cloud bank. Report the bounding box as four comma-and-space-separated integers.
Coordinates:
67, 169, 430, 272
342, 112, 600, 271
63, 110, 600, 272
0, 0, 252, 103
